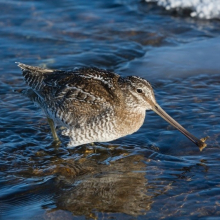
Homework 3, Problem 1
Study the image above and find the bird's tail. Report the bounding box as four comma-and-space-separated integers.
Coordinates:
16, 62, 53, 91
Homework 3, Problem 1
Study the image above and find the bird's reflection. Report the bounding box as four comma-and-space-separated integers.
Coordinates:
3, 141, 198, 219
34, 145, 153, 218
52, 155, 151, 217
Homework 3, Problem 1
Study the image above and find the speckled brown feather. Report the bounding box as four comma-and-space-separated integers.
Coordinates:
18, 63, 125, 127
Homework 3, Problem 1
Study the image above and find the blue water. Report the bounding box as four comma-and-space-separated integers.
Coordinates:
1, 0, 220, 219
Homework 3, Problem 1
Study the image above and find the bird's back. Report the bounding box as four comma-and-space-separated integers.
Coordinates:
18, 63, 121, 103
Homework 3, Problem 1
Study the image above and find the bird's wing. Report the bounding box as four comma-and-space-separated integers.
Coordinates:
18, 63, 122, 127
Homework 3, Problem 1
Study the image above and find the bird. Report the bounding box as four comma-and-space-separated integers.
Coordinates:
17, 63, 207, 151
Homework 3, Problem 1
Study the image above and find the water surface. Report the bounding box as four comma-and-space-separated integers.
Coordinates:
1, 0, 220, 219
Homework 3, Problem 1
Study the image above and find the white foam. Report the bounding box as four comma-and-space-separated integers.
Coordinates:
146, 0, 220, 19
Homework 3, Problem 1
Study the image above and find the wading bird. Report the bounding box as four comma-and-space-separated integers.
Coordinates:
18, 63, 207, 150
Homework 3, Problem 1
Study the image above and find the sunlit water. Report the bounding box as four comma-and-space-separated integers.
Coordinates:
1, 0, 220, 219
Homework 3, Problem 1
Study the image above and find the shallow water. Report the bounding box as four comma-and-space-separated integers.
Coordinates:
1, 0, 220, 219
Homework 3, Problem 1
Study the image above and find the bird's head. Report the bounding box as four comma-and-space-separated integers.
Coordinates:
120, 75, 207, 151
121, 76, 156, 110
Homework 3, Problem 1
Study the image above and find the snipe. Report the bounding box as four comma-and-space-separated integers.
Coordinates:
18, 63, 207, 150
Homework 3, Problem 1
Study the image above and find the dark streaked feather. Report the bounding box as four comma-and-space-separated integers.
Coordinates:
18, 63, 123, 127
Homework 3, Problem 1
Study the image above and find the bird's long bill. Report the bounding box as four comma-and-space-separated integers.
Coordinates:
152, 103, 206, 151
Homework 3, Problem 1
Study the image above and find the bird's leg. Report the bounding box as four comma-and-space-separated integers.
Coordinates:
91, 142, 97, 153
47, 117, 60, 142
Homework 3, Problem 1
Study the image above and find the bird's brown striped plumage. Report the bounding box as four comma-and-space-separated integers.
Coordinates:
18, 63, 207, 150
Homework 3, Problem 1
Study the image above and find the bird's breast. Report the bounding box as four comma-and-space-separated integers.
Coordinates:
115, 109, 146, 137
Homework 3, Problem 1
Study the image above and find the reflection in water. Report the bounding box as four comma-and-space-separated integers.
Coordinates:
1, 143, 169, 219
3, 141, 210, 220
51, 154, 151, 218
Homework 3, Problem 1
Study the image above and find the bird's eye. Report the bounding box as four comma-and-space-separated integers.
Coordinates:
137, 89, 142, 93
